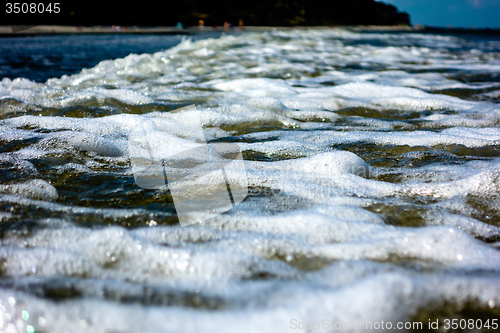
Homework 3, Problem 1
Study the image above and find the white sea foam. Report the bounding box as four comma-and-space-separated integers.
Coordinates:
1, 29, 500, 332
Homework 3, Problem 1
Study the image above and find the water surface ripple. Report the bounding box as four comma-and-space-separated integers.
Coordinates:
1, 30, 500, 332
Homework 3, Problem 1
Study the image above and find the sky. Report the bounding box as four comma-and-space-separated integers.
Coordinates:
380, 0, 500, 28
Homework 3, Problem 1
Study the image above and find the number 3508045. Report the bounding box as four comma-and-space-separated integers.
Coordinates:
443, 319, 498, 330
6, 3, 60, 14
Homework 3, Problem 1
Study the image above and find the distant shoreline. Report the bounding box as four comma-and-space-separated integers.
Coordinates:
1, 25, 500, 37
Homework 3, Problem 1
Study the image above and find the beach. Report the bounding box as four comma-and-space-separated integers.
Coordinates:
1, 28, 500, 332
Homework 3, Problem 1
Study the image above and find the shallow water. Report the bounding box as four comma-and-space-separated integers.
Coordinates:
1, 29, 500, 332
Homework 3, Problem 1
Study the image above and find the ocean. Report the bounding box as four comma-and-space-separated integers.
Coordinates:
0, 29, 500, 332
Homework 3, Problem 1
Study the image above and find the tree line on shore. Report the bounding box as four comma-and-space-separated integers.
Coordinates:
5, 0, 410, 27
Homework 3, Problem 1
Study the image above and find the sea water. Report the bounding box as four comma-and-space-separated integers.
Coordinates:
0, 29, 500, 332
